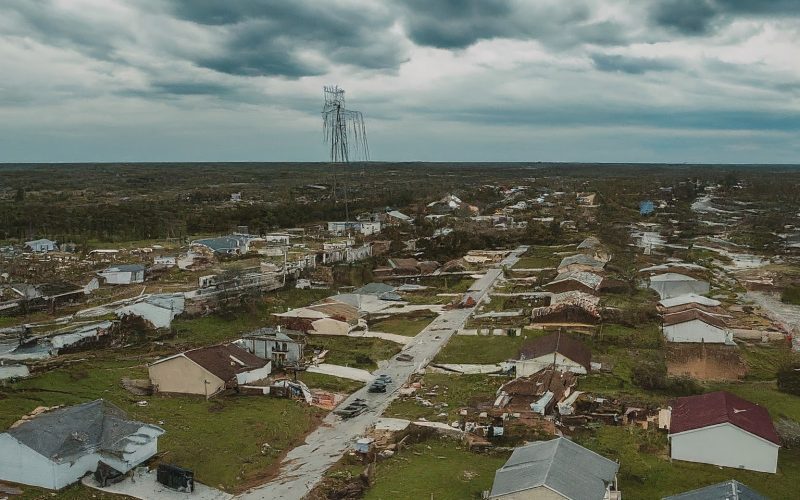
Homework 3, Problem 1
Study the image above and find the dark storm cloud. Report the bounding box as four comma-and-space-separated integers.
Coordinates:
651, 0, 717, 35
2, 0, 129, 61
395, 0, 622, 49
165, 0, 406, 77
651, 0, 800, 35
591, 54, 681, 75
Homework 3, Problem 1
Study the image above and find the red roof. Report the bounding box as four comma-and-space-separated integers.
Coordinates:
669, 391, 780, 445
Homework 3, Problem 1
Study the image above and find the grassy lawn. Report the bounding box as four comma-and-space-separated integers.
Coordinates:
370, 314, 435, 336
514, 245, 563, 268
434, 334, 527, 364
0, 354, 323, 493
384, 373, 506, 421
511, 255, 558, 269
575, 424, 800, 499
739, 342, 800, 381
598, 323, 662, 349
170, 287, 331, 347
709, 380, 800, 422
297, 371, 364, 393
364, 438, 508, 500
306, 335, 401, 370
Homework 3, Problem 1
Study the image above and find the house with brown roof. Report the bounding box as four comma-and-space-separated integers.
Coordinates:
544, 271, 604, 295
669, 391, 780, 473
662, 309, 732, 344
516, 332, 592, 377
531, 291, 601, 325
149, 344, 271, 397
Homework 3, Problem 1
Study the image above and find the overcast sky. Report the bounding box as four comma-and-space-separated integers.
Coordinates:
1, 0, 799, 163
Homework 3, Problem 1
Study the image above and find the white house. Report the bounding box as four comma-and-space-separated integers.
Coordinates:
0, 399, 164, 490
25, 238, 57, 253
649, 273, 710, 300
116, 293, 185, 329
662, 310, 731, 344
669, 391, 780, 473
97, 264, 145, 285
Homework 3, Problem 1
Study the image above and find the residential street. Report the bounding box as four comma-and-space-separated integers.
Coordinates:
238, 246, 527, 500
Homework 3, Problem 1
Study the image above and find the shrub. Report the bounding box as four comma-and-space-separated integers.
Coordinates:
777, 363, 800, 396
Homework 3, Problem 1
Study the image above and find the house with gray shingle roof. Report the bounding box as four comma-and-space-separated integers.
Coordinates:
0, 399, 164, 490
489, 437, 619, 499
662, 480, 766, 500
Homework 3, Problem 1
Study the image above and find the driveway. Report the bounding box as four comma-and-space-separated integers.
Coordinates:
237, 246, 526, 500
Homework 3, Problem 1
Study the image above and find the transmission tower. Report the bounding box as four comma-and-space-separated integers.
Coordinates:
322, 86, 368, 221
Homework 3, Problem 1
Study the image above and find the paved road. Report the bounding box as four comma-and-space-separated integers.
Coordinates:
238, 246, 527, 500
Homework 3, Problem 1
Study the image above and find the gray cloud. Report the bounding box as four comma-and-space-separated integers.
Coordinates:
650, 0, 800, 35
592, 54, 681, 75
165, 0, 407, 77
395, 0, 622, 49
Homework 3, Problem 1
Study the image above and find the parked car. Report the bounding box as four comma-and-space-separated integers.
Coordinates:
368, 383, 387, 393
333, 399, 368, 418
376, 374, 393, 384
396, 353, 414, 362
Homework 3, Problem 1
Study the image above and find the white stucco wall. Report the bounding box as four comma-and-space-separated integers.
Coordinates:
101, 270, 144, 285
670, 423, 779, 473
663, 320, 729, 343
516, 353, 587, 377
236, 362, 272, 385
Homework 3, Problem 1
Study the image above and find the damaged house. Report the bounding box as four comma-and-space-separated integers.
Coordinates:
116, 293, 185, 329
274, 301, 360, 336
0, 400, 164, 490
557, 254, 606, 274
240, 327, 305, 367
516, 331, 592, 377
494, 369, 577, 415
544, 271, 604, 295
97, 264, 145, 285
148, 344, 272, 397
531, 291, 601, 325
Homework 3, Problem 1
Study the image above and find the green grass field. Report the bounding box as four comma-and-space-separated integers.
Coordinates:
364, 438, 508, 500
306, 335, 401, 370
369, 314, 435, 337
384, 373, 506, 421
0, 355, 323, 492
297, 371, 365, 393
433, 334, 527, 364
576, 424, 800, 499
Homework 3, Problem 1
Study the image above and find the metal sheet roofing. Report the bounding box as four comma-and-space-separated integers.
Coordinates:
669, 391, 780, 445
662, 480, 766, 500
489, 438, 618, 499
